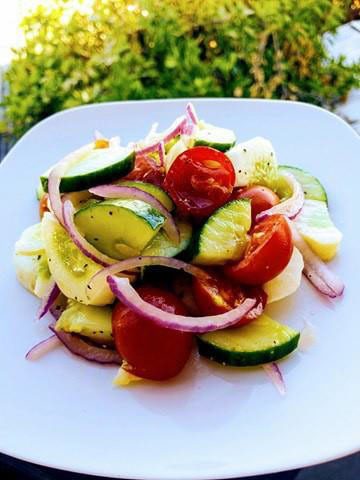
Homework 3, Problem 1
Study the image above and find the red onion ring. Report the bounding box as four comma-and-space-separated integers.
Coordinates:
87, 255, 211, 298
49, 324, 122, 365
136, 116, 189, 156
37, 281, 61, 320
256, 172, 304, 222
262, 362, 286, 396
88, 185, 180, 245
288, 220, 344, 298
162, 115, 188, 144
107, 275, 256, 333
243, 288, 267, 323
25, 335, 61, 360
48, 143, 93, 226
186, 102, 199, 125
136, 142, 161, 156
158, 141, 165, 168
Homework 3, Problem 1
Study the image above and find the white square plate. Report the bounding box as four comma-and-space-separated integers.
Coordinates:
0, 99, 359, 479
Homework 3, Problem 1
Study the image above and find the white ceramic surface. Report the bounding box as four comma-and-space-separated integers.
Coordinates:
0, 99, 359, 480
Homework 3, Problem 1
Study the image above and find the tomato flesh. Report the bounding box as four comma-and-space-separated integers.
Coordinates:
112, 287, 193, 381
224, 214, 293, 285
192, 270, 267, 327
232, 186, 280, 224
39, 193, 50, 219
164, 147, 235, 219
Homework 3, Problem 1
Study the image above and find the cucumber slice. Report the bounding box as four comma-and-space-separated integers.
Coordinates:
56, 301, 113, 344
227, 137, 278, 189
197, 314, 300, 367
188, 199, 251, 265
40, 146, 135, 193
74, 199, 165, 260
15, 223, 44, 256
62, 190, 94, 211
279, 165, 327, 203
14, 223, 52, 298
33, 254, 53, 298
117, 180, 174, 211
41, 212, 114, 305
165, 137, 191, 172
193, 122, 236, 152
295, 199, 342, 261
142, 220, 192, 257
36, 181, 46, 201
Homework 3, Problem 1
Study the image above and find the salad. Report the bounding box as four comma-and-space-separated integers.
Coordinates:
14, 103, 344, 393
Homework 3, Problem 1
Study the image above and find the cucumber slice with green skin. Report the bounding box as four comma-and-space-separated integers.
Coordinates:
279, 165, 327, 203
41, 212, 114, 305
295, 199, 342, 261
187, 199, 251, 265
14, 222, 52, 298
74, 199, 165, 260
197, 314, 300, 367
36, 181, 46, 201
193, 122, 236, 152
41, 147, 135, 193
56, 301, 113, 344
117, 180, 174, 211
142, 220, 192, 257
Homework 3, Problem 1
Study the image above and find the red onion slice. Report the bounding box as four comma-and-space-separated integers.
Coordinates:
256, 172, 304, 222
136, 116, 189, 156
37, 281, 61, 320
107, 275, 256, 333
288, 220, 344, 297
243, 288, 267, 322
26, 335, 61, 360
158, 141, 165, 168
48, 143, 93, 226
63, 200, 118, 267
87, 255, 210, 296
299, 319, 316, 352
186, 102, 199, 125
49, 325, 122, 365
262, 362, 286, 396
162, 115, 188, 144
136, 142, 161, 156
88, 185, 180, 245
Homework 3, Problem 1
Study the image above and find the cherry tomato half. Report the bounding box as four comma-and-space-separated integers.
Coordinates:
224, 214, 293, 285
112, 286, 193, 381
164, 147, 235, 219
232, 186, 280, 224
39, 193, 50, 219
192, 270, 267, 328
122, 154, 165, 187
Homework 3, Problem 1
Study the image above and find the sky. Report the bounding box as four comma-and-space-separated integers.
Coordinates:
0, 0, 95, 65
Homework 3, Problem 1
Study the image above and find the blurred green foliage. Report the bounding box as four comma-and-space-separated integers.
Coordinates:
2, 0, 359, 137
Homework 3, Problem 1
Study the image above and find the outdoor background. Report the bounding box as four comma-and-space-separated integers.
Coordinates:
0, 2, 360, 480
0, 0, 359, 159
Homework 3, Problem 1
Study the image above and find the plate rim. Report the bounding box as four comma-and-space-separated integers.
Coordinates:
2, 97, 360, 480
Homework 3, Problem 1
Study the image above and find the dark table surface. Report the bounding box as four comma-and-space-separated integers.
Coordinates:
1, 451, 360, 480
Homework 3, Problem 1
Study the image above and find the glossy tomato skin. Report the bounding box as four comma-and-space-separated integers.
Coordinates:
232, 186, 280, 224
112, 287, 193, 381
39, 193, 50, 219
224, 214, 293, 285
192, 271, 267, 328
122, 154, 165, 187
164, 147, 235, 219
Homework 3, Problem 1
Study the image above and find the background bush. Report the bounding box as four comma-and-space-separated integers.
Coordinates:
2, 0, 359, 138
